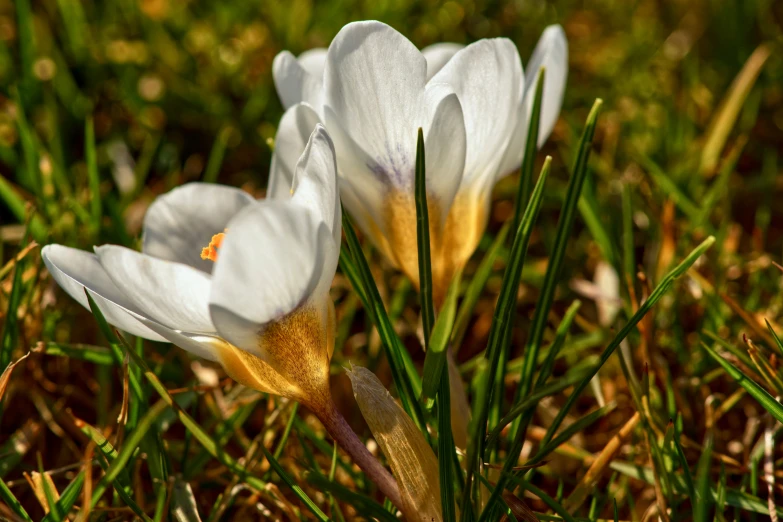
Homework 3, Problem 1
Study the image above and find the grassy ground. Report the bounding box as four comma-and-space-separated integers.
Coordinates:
1, 0, 783, 520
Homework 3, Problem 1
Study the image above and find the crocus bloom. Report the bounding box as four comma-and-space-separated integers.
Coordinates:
271, 21, 567, 302
42, 126, 403, 510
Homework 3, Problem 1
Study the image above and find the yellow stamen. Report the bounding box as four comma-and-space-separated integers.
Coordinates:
200, 232, 226, 262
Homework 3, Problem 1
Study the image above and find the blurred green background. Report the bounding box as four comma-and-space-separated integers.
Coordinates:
2, 0, 781, 245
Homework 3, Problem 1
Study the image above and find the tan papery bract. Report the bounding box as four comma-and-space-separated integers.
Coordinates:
347, 365, 442, 522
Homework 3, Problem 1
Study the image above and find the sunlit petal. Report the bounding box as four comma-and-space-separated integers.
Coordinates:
324, 21, 426, 192
272, 50, 324, 110
429, 38, 523, 188
297, 48, 327, 77
142, 183, 254, 273
290, 124, 341, 248
497, 25, 568, 177
525, 24, 568, 147
41, 245, 168, 342
96, 245, 215, 334
208, 201, 330, 355
268, 103, 322, 200
422, 42, 464, 80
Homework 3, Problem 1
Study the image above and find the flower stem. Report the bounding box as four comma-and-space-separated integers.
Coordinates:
313, 397, 404, 514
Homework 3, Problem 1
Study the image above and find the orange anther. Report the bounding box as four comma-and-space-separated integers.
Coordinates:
200, 232, 226, 262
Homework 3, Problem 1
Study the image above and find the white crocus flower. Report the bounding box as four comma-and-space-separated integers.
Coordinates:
41, 126, 403, 510
271, 21, 567, 303
43, 125, 340, 402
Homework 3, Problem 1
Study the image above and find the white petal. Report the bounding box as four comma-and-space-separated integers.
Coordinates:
496, 25, 568, 178
41, 245, 168, 342
209, 201, 333, 355
268, 103, 322, 200
96, 246, 215, 334
272, 50, 324, 110
297, 48, 327, 77
423, 92, 466, 225
133, 318, 221, 362
290, 124, 341, 247
142, 183, 254, 273
524, 25, 568, 147
422, 42, 464, 80
429, 38, 523, 188
324, 21, 427, 192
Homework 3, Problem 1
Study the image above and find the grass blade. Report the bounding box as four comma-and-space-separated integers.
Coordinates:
415, 127, 435, 340
514, 99, 603, 411
422, 274, 460, 402
203, 125, 232, 183
693, 430, 714, 521
451, 223, 510, 350
481, 101, 603, 518
0, 476, 33, 521
533, 236, 714, 455
342, 212, 428, 436
528, 402, 617, 466
85, 116, 102, 231
700, 44, 770, 174
702, 342, 783, 424
512, 67, 545, 229
437, 368, 457, 522
460, 156, 551, 521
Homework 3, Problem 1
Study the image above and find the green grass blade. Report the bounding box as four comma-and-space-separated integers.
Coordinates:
339, 246, 369, 308
700, 44, 770, 174
635, 153, 700, 220
89, 400, 168, 515
0, 175, 46, 241
85, 116, 102, 230
307, 473, 398, 522
37, 342, 115, 365
693, 430, 713, 521
12, 89, 40, 195
342, 212, 428, 436
460, 156, 551, 521
514, 99, 602, 409
673, 414, 696, 502
422, 274, 460, 402
14, 0, 37, 110
528, 402, 617, 466
42, 471, 84, 522
437, 368, 457, 522
764, 319, 783, 357
480, 101, 602, 518
512, 67, 545, 229
38, 456, 63, 521
339, 244, 419, 391
622, 183, 635, 284
0, 476, 33, 521
535, 300, 582, 388
451, 223, 510, 350
415, 127, 435, 340
203, 125, 232, 183
534, 236, 714, 453
485, 366, 591, 449
1, 259, 24, 369
501, 473, 577, 522
702, 342, 783, 424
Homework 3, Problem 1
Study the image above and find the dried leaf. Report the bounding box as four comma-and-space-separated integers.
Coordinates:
347, 365, 442, 522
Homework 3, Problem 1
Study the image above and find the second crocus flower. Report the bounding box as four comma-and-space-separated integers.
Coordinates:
272, 21, 567, 302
